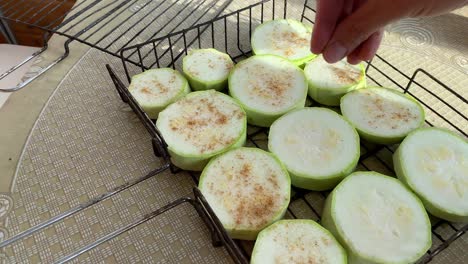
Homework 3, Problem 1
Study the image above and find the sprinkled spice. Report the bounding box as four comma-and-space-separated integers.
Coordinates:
138, 79, 169, 96
361, 92, 420, 130
330, 65, 361, 84
246, 63, 295, 107
141, 87, 151, 94
240, 163, 252, 177
169, 74, 176, 83
267, 175, 280, 188
204, 151, 288, 230
166, 93, 243, 154
271, 30, 309, 57
186, 52, 233, 79
233, 189, 276, 227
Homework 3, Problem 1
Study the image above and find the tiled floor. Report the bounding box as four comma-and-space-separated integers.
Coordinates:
0, 44, 40, 108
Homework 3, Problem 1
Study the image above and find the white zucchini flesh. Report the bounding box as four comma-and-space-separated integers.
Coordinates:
182, 48, 234, 91
199, 147, 290, 240
156, 90, 246, 171
251, 219, 347, 264
228, 55, 308, 127
268, 107, 360, 191
128, 68, 190, 119
341, 87, 425, 144
304, 55, 366, 106
251, 19, 316, 66
394, 127, 468, 222
322, 171, 432, 264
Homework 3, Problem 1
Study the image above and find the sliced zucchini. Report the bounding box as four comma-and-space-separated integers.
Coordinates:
251, 19, 317, 67
228, 55, 308, 127
268, 107, 360, 191
304, 55, 366, 106
251, 219, 347, 264
182, 48, 234, 91
341, 87, 425, 144
199, 147, 290, 240
128, 68, 190, 119
156, 90, 246, 171
393, 127, 468, 222
321, 171, 432, 264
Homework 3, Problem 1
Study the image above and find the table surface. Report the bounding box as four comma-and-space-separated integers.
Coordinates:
0, 1, 467, 263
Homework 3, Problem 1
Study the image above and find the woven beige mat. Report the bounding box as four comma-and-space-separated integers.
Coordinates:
0, 0, 467, 263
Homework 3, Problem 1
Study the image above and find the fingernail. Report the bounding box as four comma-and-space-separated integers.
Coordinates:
324, 42, 347, 63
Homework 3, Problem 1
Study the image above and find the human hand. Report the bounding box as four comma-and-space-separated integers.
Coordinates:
311, 0, 468, 64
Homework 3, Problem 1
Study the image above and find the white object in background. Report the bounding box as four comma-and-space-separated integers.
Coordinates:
0, 44, 40, 109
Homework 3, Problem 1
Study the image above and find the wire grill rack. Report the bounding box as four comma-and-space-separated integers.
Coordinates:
1, 0, 467, 263
0, 0, 235, 92
114, 0, 468, 263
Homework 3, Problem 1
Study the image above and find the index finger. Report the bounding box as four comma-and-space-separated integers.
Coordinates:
311, 0, 346, 54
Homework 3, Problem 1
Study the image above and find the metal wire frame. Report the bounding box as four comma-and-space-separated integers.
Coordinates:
0, 60, 249, 263
120, 0, 285, 78
0, 0, 465, 263
53, 187, 248, 264
0, 31, 71, 92
0, 0, 236, 92
0, 161, 249, 264
114, 0, 467, 263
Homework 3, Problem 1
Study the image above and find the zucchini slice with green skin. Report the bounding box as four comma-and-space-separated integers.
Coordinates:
268, 107, 360, 191
393, 127, 468, 222
156, 90, 247, 171
341, 87, 425, 145
304, 55, 366, 106
199, 147, 291, 240
182, 48, 234, 91
128, 68, 190, 119
251, 19, 317, 67
321, 171, 432, 264
228, 55, 308, 127
251, 219, 347, 264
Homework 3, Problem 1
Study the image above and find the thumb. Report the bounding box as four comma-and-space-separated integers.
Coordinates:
322, 0, 406, 63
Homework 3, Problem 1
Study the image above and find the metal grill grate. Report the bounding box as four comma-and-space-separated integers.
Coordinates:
1, 0, 466, 263
115, 0, 468, 263
0, 0, 235, 91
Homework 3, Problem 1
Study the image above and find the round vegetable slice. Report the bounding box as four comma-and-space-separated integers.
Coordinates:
251, 219, 347, 264
341, 87, 425, 144
182, 48, 234, 91
304, 55, 366, 106
393, 127, 468, 222
228, 55, 308, 127
156, 90, 246, 171
128, 68, 190, 119
251, 19, 317, 67
199, 147, 290, 240
268, 107, 360, 191
322, 171, 432, 264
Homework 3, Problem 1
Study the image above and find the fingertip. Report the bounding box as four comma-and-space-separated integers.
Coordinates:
310, 38, 322, 54
360, 51, 376, 62
321, 0, 390, 64
312, 0, 346, 55
346, 46, 363, 65
310, 28, 327, 54
346, 56, 362, 65
323, 41, 348, 63
356, 30, 384, 61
